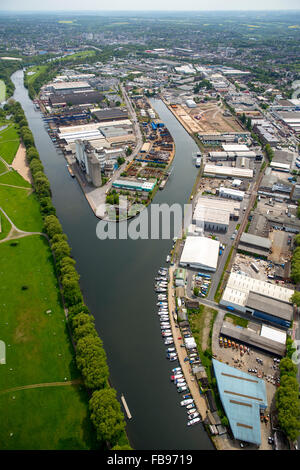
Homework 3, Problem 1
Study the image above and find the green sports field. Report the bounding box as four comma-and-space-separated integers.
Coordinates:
0, 80, 5, 102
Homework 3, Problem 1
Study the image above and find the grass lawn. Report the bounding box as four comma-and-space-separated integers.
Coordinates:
0, 169, 31, 188
0, 212, 11, 240
0, 123, 20, 164
0, 160, 8, 174
0, 386, 98, 450
0, 185, 43, 232
0, 80, 5, 102
25, 65, 48, 86
0, 235, 79, 389
224, 313, 248, 328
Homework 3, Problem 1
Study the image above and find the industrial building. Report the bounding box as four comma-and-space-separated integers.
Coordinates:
179, 236, 220, 272
49, 91, 104, 107
193, 197, 240, 232
93, 108, 128, 122
220, 272, 294, 329
238, 232, 272, 257
50, 81, 92, 95
220, 322, 286, 357
212, 359, 267, 446
75, 140, 125, 186
204, 164, 253, 179
58, 120, 133, 144
219, 187, 244, 201
112, 178, 156, 192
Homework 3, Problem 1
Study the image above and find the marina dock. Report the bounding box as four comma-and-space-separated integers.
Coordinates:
121, 394, 132, 419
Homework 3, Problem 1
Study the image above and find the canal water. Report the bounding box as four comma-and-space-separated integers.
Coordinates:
11, 70, 213, 450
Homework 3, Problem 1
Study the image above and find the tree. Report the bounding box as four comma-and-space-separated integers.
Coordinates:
89, 388, 126, 445
27, 146, 39, 162
44, 215, 63, 238
290, 291, 300, 306
193, 287, 199, 297
52, 240, 71, 261
40, 197, 56, 216
76, 335, 109, 389
279, 357, 297, 377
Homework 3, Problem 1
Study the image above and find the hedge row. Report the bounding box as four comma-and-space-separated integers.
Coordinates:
5, 100, 130, 449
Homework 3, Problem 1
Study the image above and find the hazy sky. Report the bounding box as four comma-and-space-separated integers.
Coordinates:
0, 0, 299, 12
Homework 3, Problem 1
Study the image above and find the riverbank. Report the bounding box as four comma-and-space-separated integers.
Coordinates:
11, 73, 213, 450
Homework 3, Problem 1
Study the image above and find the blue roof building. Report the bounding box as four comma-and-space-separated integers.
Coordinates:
212, 359, 267, 446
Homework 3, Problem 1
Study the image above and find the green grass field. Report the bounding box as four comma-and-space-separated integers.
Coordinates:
0, 386, 97, 450
0, 235, 97, 449
0, 123, 20, 164
0, 212, 11, 240
0, 80, 6, 102
0, 160, 8, 174
0, 235, 79, 389
25, 65, 48, 86
0, 169, 31, 188
0, 185, 43, 232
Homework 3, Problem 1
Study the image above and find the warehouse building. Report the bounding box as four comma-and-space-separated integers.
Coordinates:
212, 359, 267, 446
112, 178, 156, 192
238, 232, 272, 257
204, 164, 253, 179
220, 322, 286, 357
180, 236, 220, 272
219, 186, 244, 201
193, 197, 240, 232
50, 81, 92, 95
49, 91, 104, 107
93, 108, 128, 122
220, 272, 294, 329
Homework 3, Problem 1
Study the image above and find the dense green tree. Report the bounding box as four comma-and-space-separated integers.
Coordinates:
44, 215, 63, 238
89, 388, 126, 445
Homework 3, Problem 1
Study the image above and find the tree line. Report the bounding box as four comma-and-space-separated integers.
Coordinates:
4, 99, 131, 450
275, 353, 300, 443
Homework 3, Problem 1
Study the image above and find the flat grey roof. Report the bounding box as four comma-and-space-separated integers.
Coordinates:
246, 291, 293, 322
220, 322, 286, 356
239, 233, 271, 250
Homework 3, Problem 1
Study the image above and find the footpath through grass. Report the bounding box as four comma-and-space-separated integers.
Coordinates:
0, 185, 43, 232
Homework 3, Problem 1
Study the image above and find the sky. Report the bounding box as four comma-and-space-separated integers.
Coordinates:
0, 0, 299, 12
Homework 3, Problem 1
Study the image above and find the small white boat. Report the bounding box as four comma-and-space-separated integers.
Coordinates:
166, 255, 171, 263
180, 399, 194, 406
167, 347, 176, 353
187, 408, 197, 415
187, 417, 200, 426
172, 367, 182, 373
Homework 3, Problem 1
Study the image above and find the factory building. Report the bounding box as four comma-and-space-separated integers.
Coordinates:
49, 91, 104, 108
212, 359, 267, 446
219, 186, 244, 201
75, 140, 125, 186
220, 272, 294, 329
112, 178, 156, 192
238, 233, 272, 257
93, 108, 128, 122
50, 81, 92, 95
180, 236, 220, 272
220, 322, 286, 357
193, 197, 240, 231
204, 164, 253, 179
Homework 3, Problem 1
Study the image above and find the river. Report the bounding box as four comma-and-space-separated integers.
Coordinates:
11, 70, 213, 450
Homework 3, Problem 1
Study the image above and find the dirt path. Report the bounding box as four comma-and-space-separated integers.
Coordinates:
11, 143, 33, 184
0, 379, 82, 396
